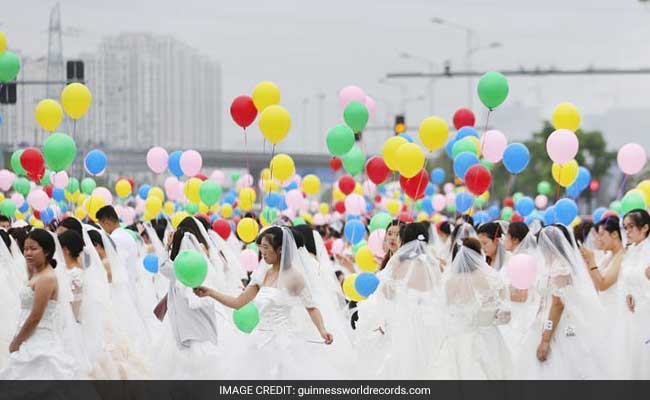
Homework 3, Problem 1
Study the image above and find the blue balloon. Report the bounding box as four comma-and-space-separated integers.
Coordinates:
455, 192, 474, 213
542, 206, 556, 225
431, 168, 445, 185
210, 214, 219, 224
566, 183, 582, 199
445, 138, 457, 158
138, 184, 151, 200
84, 150, 108, 175
593, 207, 607, 224
456, 126, 479, 140
401, 133, 414, 143
575, 167, 591, 191
347, 214, 362, 221
222, 193, 236, 205
555, 198, 578, 226
40, 208, 55, 225
0, 113, 3, 127
344, 219, 366, 244
365, 201, 373, 213
52, 188, 65, 202
425, 183, 435, 196
168, 151, 183, 177
474, 211, 490, 225
453, 152, 479, 179
233, 208, 241, 217
355, 272, 380, 297
502, 143, 530, 174
265, 193, 282, 208
19, 203, 29, 213
277, 196, 288, 211
143, 254, 159, 273
488, 205, 500, 219
421, 197, 434, 214
515, 196, 535, 217
59, 203, 68, 214
285, 182, 298, 191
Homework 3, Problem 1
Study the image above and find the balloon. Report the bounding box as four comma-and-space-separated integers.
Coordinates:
369, 212, 392, 232
453, 152, 479, 180
92, 186, 112, 205
534, 195, 548, 209
12, 177, 30, 196
237, 218, 259, 243
0, 51, 20, 83
481, 130, 507, 163
252, 81, 280, 111
145, 147, 168, 174
326, 124, 355, 156
344, 193, 366, 215
344, 219, 365, 244
477, 71, 509, 109
386, 199, 400, 216
552, 102, 581, 132
515, 196, 535, 217
114, 179, 131, 198
0, 199, 17, 217
621, 190, 646, 214
20, 148, 45, 181
238, 188, 257, 211
168, 151, 183, 177
0, 32, 5, 54
184, 178, 202, 204
501, 207, 514, 222
338, 175, 356, 195
552, 160, 579, 187
84, 149, 107, 176
396, 143, 425, 179
60, 83, 92, 119
431, 194, 446, 212
364, 96, 376, 120
575, 167, 591, 191
301, 175, 320, 195
143, 254, 159, 273
180, 150, 202, 177
339, 85, 365, 109
506, 254, 538, 290
86, 194, 106, 220
220, 204, 233, 218
451, 138, 478, 158
341, 145, 366, 177
554, 198, 578, 226
10, 150, 26, 177
637, 180, 650, 204
418, 116, 448, 151
27, 190, 49, 212
240, 249, 258, 272
342, 274, 366, 302
430, 168, 445, 185
367, 229, 386, 257
43, 133, 77, 172
0, 170, 15, 192
51, 171, 68, 189
365, 156, 390, 185
355, 246, 378, 272
399, 169, 429, 200
455, 192, 474, 213
173, 250, 208, 288
502, 143, 530, 174
233, 303, 260, 334
269, 154, 295, 181
81, 178, 97, 195
592, 207, 608, 224
453, 108, 475, 129
259, 105, 291, 144
355, 272, 380, 297
199, 180, 222, 206
382, 136, 407, 171
34, 99, 63, 132
230, 95, 258, 129
464, 165, 491, 196
617, 143, 647, 175
329, 157, 342, 171
212, 219, 231, 239
546, 129, 579, 164
537, 181, 552, 195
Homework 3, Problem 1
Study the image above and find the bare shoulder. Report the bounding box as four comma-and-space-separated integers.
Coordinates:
35, 269, 58, 289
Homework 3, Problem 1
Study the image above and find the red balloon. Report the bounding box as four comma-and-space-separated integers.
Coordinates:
33, 210, 41, 220
589, 179, 600, 192
195, 173, 208, 181
334, 201, 346, 214
374, 194, 382, 203
230, 95, 258, 129
338, 175, 356, 195
118, 176, 136, 190
602, 210, 617, 220
398, 211, 414, 223
329, 157, 342, 171
20, 147, 45, 181
212, 219, 231, 240
44, 185, 54, 198
453, 108, 475, 130
464, 165, 492, 196
503, 196, 514, 208
399, 169, 429, 200
511, 212, 524, 223
324, 238, 333, 256
365, 156, 390, 185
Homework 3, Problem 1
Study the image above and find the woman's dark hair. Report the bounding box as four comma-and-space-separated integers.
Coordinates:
596, 216, 621, 241
151, 218, 168, 242
59, 217, 83, 238
256, 226, 284, 254
58, 230, 84, 259
194, 215, 211, 232
8, 227, 31, 253
87, 230, 104, 249
400, 222, 429, 245
573, 221, 594, 245
553, 224, 574, 247
507, 222, 529, 244
477, 222, 502, 240
379, 220, 407, 270
293, 225, 316, 256
25, 228, 57, 268
0, 229, 11, 252
437, 221, 451, 237
623, 209, 650, 238
170, 217, 210, 260
290, 227, 305, 249
452, 237, 482, 261
459, 214, 474, 226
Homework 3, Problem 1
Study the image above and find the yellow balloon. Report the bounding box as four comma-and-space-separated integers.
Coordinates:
636, 180, 650, 205
571, 216, 582, 227
552, 160, 579, 187
319, 203, 330, 215
333, 188, 345, 201
145, 196, 163, 215
148, 186, 164, 201
342, 274, 366, 302
466, 136, 482, 157
260, 168, 271, 181
300, 212, 313, 225
60, 83, 92, 120
143, 211, 156, 222
34, 99, 63, 132
417, 212, 429, 222
301, 175, 320, 195
387, 199, 400, 216
238, 188, 256, 211
0, 193, 4, 203
269, 153, 295, 181
220, 203, 233, 218
262, 179, 280, 193
252, 81, 281, 112
76, 193, 87, 207
479, 191, 490, 202
355, 246, 378, 272
237, 217, 259, 243
15, 211, 26, 221
396, 143, 425, 178
0, 32, 6, 54
259, 105, 291, 144
382, 136, 407, 171
171, 211, 189, 229
418, 116, 449, 151
164, 201, 175, 215
199, 202, 209, 214
86, 195, 106, 220
184, 178, 202, 204
354, 183, 363, 195
432, 214, 444, 223
31, 219, 44, 229
115, 179, 131, 198
552, 102, 581, 132
259, 210, 270, 227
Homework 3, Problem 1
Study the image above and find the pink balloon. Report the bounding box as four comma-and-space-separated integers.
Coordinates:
211, 170, 226, 185
240, 249, 258, 272
617, 143, 647, 175
338, 85, 366, 109
313, 213, 325, 225
164, 177, 182, 201
506, 254, 538, 290
364, 96, 376, 120
285, 189, 304, 211
363, 180, 377, 197
11, 193, 25, 208
546, 129, 578, 164
27, 189, 50, 212
92, 187, 113, 206
52, 171, 69, 189
0, 170, 16, 192
443, 183, 455, 194
121, 207, 136, 225
236, 174, 254, 190
535, 195, 548, 209
445, 193, 456, 207
135, 198, 146, 215
432, 194, 446, 212
368, 229, 386, 258
344, 194, 366, 215
331, 238, 344, 255
481, 130, 507, 163
179, 150, 203, 177
282, 208, 296, 219
309, 200, 319, 213
147, 147, 169, 174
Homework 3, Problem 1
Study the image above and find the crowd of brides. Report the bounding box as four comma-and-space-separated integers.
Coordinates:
0, 204, 649, 380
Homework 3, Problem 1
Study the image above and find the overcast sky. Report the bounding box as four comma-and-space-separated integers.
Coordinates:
2, 0, 650, 153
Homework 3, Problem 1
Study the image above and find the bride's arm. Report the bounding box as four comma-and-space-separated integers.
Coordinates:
306, 307, 333, 344
537, 295, 564, 362
10, 275, 57, 352
194, 284, 258, 310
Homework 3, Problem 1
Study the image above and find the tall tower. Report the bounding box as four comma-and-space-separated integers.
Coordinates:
46, 3, 64, 98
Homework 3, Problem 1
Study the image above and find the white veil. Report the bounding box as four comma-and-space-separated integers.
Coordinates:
312, 230, 345, 308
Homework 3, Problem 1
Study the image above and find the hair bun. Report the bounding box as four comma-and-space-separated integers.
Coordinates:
50, 259, 58, 269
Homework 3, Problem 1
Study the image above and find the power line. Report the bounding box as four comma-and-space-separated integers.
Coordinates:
386, 66, 650, 79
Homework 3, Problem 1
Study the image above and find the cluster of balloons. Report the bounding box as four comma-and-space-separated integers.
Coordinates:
0, 32, 20, 83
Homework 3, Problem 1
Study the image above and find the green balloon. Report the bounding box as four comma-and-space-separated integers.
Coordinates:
80, 178, 96, 195
621, 192, 646, 215
474, 197, 486, 208
343, 101, 369, 133
230, 172, 240, 183
352, 240, 367, 255
39, 170, 52, 186
452, 139, 478, 158
415, 200, 422, 212
501, 206, 514, 222
369, 212, 392, 232
341, 145, 366, 176
67, 177, 80, 193
292, 217, 306, 226
513, 192, 524, 204
233, 303, 260, 334
199, 180, 222, 206
0, 199, 17, 217
480, 159, 494, 171
247, 242, 258, 253
173, 249, 208, 288
537, 181, 552, 196
0, 51, 21, 83
326, 124, 355, 156
11, 150, 26, 176
446, 204, 456, 213
609, 200, 622, 214
12, 177, 30, 196
262, 207, 278, 223
185, 202, 199, 215
43, 133, 77, 172
477, 71, 509, 110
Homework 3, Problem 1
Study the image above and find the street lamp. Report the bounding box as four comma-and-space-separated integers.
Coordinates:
399, 52, 438, 114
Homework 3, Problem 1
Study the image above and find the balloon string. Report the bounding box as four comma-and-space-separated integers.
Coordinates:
617, 174, 628, 199
507, 174, 516, 197
556, 165, 562, 201
243, 128, 250, 176
480, 109, 492, 155
412, 158, 430, 214
262, 144, 277, 215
